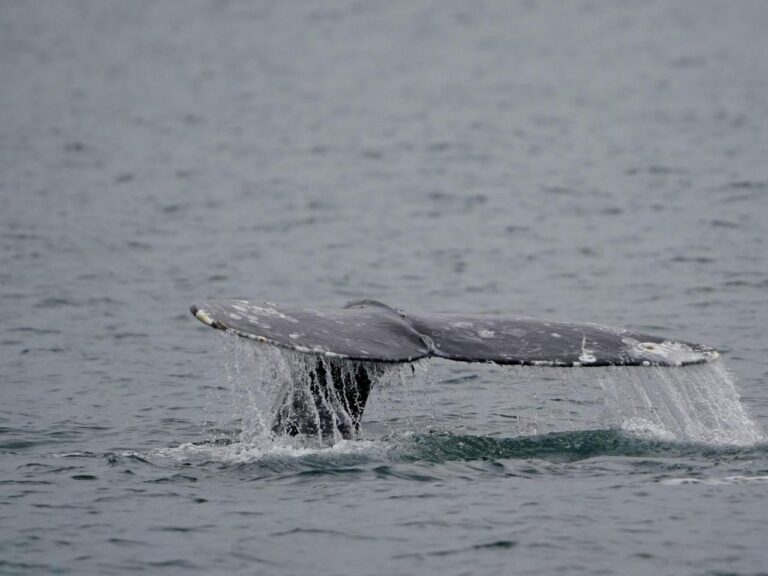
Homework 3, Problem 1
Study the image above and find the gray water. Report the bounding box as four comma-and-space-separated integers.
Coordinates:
2, 1, 768, 574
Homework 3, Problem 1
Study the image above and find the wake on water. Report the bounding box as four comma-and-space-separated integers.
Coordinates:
178, 334, 764, 464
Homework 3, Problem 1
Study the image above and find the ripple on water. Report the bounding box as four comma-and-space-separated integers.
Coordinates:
136, 429, 768, 478
659, 475, 768, 486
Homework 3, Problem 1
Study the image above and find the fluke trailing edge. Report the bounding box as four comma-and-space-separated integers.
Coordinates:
190, 299, 719, 439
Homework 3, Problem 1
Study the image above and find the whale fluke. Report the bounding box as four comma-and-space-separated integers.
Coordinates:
190, 299, 718, 368
191, 299, 719, 440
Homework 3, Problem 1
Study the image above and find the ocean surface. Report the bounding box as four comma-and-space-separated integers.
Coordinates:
2, 1, 768, 574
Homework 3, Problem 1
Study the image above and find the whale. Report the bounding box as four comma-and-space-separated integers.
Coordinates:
191, 299, 719, 438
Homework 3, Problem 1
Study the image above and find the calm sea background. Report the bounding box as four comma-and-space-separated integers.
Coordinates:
2, 1, 768, 574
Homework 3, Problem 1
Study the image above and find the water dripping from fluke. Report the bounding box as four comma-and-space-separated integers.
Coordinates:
206, 334, 417, 450
206, 334, 763, 452
595, 361, 764, 446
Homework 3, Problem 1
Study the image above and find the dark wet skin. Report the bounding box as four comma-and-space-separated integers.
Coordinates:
271, 359, 374, 439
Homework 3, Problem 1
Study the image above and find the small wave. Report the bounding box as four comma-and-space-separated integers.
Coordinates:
396, 539, 517, 559
660, 475, 768, 486
398, 429, 679, 463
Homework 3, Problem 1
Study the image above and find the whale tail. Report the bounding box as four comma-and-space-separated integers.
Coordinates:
191, 299, 720, 440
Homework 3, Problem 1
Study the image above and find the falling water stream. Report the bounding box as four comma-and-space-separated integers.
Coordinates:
596, 362, 764, 445
209, 334, 764, 451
